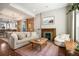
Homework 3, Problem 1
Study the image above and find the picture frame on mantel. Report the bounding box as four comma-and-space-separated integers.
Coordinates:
42, 16, 55, 25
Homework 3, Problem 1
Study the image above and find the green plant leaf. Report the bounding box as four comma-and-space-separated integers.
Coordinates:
67, 3, 79, 15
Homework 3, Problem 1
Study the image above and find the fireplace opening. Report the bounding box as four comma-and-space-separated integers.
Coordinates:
44, 32, 52, 40
41, 28, 56, 41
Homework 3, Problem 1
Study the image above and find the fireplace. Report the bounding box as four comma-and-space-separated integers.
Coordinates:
41, 28, 56, 41
44, 32, 52, 40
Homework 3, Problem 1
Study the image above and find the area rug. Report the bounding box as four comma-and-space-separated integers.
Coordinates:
15, 42, 60, 56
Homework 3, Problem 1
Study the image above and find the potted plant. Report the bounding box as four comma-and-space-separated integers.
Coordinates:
67, 3, 79, 14
67, 3, 79, 42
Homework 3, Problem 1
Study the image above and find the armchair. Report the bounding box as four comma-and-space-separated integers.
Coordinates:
54, 34, 70, 47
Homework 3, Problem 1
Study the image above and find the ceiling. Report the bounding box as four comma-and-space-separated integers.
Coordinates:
0, 3, 68, 19
0, 3, 31, 20
10, 3, 68, 16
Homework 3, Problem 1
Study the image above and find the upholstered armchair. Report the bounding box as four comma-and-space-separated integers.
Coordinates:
54, 34, 70, 47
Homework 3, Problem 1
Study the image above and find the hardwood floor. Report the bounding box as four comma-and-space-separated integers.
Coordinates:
0, 38, 66, 56
0, 39, 19, 56
15, 41, 66, 56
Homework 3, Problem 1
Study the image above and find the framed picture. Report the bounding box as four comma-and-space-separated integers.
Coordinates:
42, 16, 54, 25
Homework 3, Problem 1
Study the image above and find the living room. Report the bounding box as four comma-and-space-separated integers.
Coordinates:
0, 3, 79, 56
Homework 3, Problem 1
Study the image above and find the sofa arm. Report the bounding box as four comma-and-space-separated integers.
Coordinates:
8, 33, 18, 49
9, 36, 15, 49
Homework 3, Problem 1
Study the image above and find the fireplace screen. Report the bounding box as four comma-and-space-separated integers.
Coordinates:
44, 32, 52, 40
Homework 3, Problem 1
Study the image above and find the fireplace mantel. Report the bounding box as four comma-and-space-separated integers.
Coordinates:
41, 28, 56, 41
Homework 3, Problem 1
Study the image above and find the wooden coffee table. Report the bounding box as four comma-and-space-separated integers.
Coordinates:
30, 38, 48, 50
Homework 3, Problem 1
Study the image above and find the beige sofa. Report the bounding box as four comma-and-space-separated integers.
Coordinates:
9, 32, 38, 49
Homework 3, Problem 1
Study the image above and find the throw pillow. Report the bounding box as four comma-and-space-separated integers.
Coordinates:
26, 34, 27, 37
18, 34, 25, 40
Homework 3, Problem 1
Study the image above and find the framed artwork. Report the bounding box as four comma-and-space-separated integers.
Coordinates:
42, 16, 54, 25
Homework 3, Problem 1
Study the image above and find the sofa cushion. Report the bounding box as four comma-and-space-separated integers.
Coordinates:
26, 34, 27, 37
17, 38, 30, 44
25, 32, 31, 37
13, 32, 31, 38
18, 34, 26, 40
30, 32, 38, 39
55, 34, 70, 42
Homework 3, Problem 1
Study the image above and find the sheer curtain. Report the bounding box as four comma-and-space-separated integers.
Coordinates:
76, 12, 79, 42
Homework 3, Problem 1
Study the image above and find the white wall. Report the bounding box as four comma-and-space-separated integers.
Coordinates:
34, 7, 67, 36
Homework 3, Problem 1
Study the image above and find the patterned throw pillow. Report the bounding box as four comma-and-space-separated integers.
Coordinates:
26, 34, 27, 37
18, 34, 25, 40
